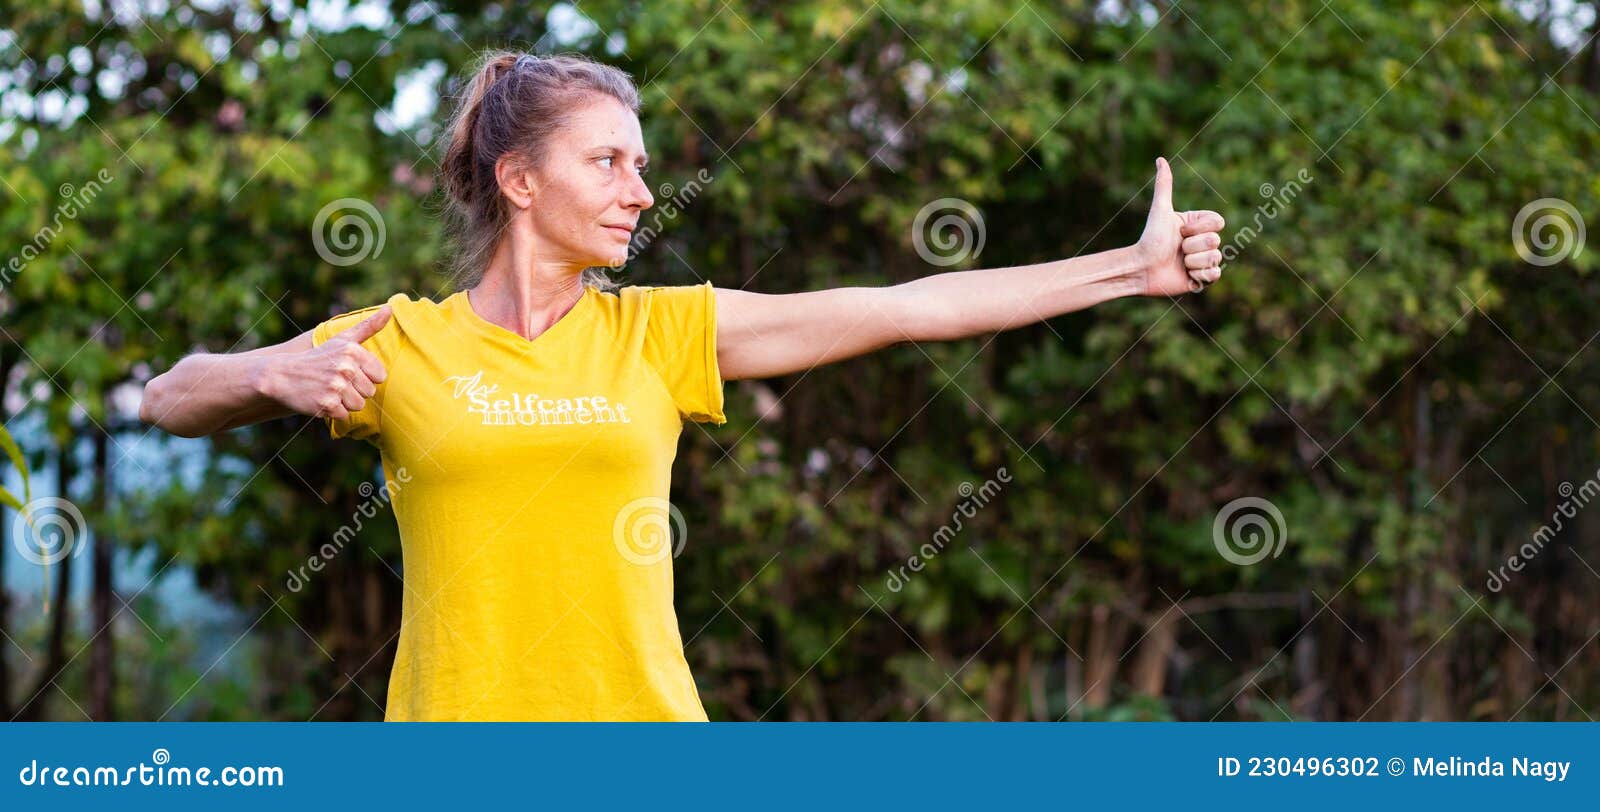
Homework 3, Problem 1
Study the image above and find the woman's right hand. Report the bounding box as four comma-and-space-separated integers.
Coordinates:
260, 305, 392, 421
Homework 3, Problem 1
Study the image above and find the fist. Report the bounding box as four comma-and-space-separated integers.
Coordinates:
1135, 157, 1228, 297
265, 305, 391, 421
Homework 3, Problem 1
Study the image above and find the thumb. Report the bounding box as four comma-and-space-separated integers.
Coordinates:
336, 304, 392, 344
1151, 156, 1174, 213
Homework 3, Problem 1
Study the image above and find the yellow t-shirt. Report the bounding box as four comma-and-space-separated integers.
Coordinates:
309, 282, 726, 721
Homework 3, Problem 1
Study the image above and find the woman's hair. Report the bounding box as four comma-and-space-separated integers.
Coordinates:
438, 50, 642, 292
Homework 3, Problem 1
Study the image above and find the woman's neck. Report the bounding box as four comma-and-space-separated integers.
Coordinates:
469, 239, 587, 341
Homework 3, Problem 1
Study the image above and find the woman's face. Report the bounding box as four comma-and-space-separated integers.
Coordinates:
522, 95, 655, 271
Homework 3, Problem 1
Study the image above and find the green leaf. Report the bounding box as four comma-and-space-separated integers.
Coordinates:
0, 423, 29, 506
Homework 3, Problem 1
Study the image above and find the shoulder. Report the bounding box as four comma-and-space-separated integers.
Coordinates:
583, 282, 711, 325
615, 282, 713, 298
310, 291, 439, 347
612, 283, 724, 424
613, 282, 715, 316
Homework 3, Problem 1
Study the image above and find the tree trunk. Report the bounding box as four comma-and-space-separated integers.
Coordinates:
1130, 608, 1177, 698
1082, 602, 1124, 711
90, 421, 115, 720
0, 346, 16, 715
15, 444, 77, 721
1291, 589, 1323, 720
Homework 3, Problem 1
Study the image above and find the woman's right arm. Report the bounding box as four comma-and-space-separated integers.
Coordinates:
138, 305, 392, 438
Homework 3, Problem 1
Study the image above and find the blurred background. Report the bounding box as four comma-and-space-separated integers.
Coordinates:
0, 0, 1597, 721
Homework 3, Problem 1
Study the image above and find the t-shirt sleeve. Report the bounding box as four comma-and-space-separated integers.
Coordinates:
640, 282, 726, 425
309, 296, 402, 442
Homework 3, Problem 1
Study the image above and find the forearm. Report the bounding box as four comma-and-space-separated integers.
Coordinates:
139, 353, 288, 438
893, 244, 1146, 341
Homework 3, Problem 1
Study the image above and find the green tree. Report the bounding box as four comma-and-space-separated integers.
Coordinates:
2, 0, 1595, 721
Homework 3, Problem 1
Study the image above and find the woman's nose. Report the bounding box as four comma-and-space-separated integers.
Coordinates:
626, 170, 654, 210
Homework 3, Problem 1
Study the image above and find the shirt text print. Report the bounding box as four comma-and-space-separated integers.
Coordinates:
443, 370, 633, 427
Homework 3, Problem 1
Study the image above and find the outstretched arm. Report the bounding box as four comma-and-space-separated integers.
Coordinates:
715, 157, 1226, 381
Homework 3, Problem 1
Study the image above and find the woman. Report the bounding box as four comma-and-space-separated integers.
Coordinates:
138, 51, 1226, 721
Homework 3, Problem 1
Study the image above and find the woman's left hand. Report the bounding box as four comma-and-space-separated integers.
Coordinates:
1134, 156, 1228, 297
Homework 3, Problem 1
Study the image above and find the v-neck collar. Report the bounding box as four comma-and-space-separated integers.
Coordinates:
451, 285, 593, 352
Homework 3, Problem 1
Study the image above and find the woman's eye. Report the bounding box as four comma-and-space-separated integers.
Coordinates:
597, 156, 614, 168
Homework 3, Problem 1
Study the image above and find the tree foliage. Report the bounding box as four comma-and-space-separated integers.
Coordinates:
1, 0, 1597, 720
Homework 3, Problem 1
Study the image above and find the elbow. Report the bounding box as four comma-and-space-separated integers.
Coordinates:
138, 376, 175, 434
139, 373, 201, 438
137, 377, 160, 427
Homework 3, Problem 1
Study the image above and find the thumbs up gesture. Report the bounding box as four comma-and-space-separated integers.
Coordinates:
261, 305, 392, 421
1134, 157, 1227, 297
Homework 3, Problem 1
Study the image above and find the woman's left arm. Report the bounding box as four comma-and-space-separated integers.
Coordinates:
714, 157, 1226, 381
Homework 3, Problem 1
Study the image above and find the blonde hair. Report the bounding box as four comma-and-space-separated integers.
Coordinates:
438, 50, 642, 292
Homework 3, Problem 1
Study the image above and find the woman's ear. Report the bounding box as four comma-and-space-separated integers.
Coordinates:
494, 154, 539, 209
